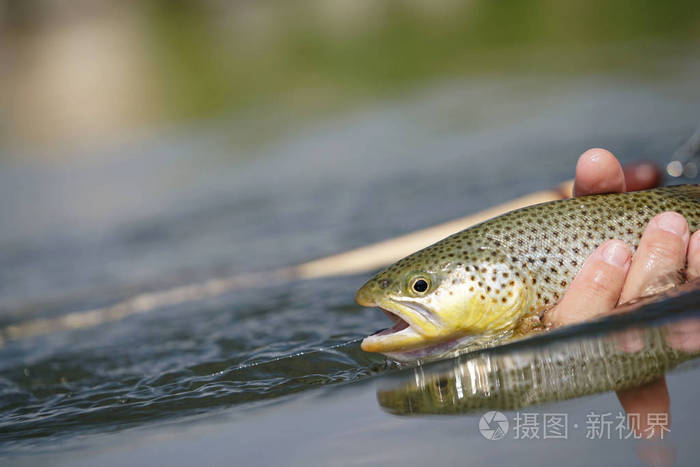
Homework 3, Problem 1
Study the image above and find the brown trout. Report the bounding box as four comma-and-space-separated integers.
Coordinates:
355, 185, 700, 362
378, 280, 700, 413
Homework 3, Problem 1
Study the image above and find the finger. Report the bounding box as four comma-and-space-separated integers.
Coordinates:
665, 231, 700, 352
545, 240, 631, 327
636, 442, 675, 465
617, 377, 670, 439
622, 162, 662, 192
618, 212, 690, 304
573, 148, 626, 196
688, 230, 700, 280
665, 316, 700, 353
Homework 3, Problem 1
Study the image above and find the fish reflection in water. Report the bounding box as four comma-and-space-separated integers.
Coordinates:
377, 280, 700, 420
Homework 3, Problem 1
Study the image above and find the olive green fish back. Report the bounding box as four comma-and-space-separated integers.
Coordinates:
445, 185, 700, 311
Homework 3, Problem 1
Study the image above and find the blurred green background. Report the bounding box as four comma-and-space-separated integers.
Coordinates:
1, 0, 699, 155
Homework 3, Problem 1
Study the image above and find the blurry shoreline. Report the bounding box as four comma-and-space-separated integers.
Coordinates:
2, 0, 699, 156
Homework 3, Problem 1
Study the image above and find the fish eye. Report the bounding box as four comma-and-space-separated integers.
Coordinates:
410, 277, 430, 295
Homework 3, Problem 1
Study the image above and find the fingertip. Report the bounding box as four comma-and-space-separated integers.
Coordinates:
688, 229, 700, 253
688, 230, 700, 280
546, 239, 631, 327
622, 162, 662, 192
653, 211, 689, 242
618, 212, 690, 303
574, 148, 626, 196
600, 239, 632, 269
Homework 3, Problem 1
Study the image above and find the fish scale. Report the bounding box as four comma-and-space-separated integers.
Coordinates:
461, 184, 700, 309
356, 185, 700, 362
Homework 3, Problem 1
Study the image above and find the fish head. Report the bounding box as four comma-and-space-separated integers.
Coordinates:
355, 247, 531, 361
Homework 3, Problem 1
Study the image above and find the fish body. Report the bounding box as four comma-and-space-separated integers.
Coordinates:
378, 280, 700, 413
355, 185, 700, 362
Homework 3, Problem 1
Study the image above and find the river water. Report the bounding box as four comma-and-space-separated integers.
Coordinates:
1, 57, 699, 465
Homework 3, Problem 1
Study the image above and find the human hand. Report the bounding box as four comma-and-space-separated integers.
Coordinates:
543, 148, 700, 438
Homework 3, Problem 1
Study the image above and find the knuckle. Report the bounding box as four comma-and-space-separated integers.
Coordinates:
644, 237, 685, 264
584, 265, 624, 297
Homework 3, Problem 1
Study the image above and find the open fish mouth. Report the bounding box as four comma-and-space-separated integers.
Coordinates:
355, 285, 471, 361
361, 307, 420, 351
362, 310, 482, 363
362, 306, 425, 353
361, 302, 506, 363
361, 302, 458, 361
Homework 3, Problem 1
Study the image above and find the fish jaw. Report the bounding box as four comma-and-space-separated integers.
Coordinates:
360, 299, 447, 353
356, 277, 448, 354
362, 304, 512, 362
360, 315, 424, 353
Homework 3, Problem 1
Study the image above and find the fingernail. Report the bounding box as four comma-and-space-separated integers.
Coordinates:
601, 240, 630, 268
654, 212, 689, 240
